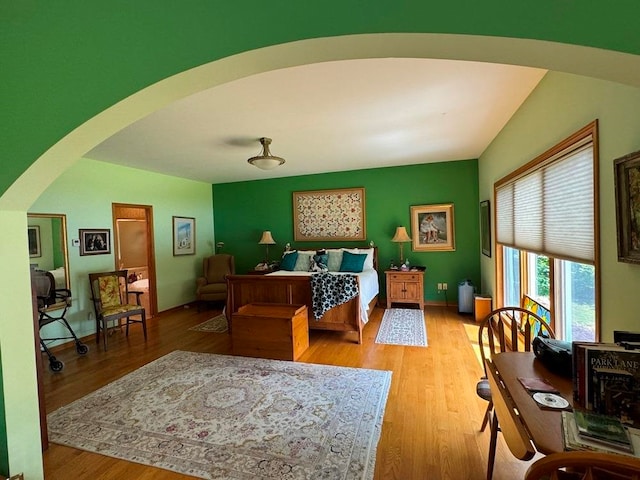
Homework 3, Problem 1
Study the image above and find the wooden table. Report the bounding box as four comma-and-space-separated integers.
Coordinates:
493, 351, 573, 454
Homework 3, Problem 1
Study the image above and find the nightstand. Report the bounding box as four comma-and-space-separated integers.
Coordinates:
385, 270, 424, 310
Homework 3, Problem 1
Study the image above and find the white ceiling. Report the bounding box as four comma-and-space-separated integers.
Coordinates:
86, 58, 546, 184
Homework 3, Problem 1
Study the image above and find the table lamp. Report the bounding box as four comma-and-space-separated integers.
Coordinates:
391, 226, 411, 263
258, 230, 276, 263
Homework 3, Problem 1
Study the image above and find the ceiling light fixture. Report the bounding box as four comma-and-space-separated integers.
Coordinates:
247, 137, 285, 170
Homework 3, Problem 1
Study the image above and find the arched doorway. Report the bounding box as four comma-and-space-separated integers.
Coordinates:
4, 25, 640, 477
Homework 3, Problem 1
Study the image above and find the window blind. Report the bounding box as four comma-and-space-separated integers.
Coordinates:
495, 139, 595, 264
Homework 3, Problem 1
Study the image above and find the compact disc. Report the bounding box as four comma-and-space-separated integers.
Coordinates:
532, 392, 569, 409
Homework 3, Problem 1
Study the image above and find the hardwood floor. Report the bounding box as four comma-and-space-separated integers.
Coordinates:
42, 304, 538, 479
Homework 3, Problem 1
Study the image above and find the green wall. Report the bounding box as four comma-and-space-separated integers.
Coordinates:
52, 218, 63, 268
3, 1, 640, 197
213, 161, 480, 303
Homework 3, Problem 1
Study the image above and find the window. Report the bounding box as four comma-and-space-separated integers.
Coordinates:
502, 246, 520, 307
495, 121, 599, 341
556, 259, 596, 342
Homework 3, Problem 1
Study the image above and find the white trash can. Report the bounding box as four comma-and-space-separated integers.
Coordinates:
458, 279, 475, 314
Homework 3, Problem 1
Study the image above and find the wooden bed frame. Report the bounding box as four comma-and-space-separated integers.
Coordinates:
226, 247, 379, 344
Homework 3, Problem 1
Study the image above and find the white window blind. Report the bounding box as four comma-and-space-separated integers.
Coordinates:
495, 139, 595, 264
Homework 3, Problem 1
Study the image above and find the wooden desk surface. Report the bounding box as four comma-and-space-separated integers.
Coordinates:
493, 352, 573, 455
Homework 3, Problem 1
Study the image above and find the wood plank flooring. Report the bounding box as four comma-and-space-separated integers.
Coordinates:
42, 305, 539, 479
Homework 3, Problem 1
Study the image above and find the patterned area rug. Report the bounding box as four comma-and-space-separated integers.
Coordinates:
375, 308, 428, 346
189, 314, 228, 332
47, 351, 392, 479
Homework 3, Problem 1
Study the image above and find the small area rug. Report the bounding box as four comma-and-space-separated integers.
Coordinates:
47, 350, 392, 479
375, 308, 427, 346
189, 314, 228, 332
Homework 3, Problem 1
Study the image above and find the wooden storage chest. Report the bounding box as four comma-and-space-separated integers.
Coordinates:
231, 303, 309, 361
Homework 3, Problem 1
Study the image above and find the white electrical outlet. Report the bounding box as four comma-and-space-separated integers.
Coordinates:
443, 283, 448, 290
437, 283, 442, 290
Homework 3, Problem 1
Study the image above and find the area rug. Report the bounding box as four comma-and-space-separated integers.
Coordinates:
47, 350, 392, 479
189, 314, 228, 332
375, 308, 427, 346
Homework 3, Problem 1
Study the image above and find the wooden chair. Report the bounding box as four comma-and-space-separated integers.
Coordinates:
89, 270, 147, 350
524, 451, 640, 480
485, 358, 536, 480
477, 306, 555, 432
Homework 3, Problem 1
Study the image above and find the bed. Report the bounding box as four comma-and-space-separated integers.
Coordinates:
226, 246, 379, 344
49, 266, 67, 290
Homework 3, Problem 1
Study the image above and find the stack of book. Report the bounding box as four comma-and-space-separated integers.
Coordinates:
572, 342, 640, 427
562, 410, 638, 455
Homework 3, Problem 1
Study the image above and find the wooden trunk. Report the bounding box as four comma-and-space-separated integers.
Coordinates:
231, 303, 309, 361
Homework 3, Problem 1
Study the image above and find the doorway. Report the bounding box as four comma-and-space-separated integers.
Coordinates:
112, 203, 157, 317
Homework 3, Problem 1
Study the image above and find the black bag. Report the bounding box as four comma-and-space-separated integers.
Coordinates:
532, 337, 573, 378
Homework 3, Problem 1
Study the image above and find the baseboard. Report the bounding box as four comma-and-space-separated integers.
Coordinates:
380, 300, 457, 309
44, 302, 198, 354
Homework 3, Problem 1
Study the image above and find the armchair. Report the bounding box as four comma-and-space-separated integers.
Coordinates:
196, 254, 235, 310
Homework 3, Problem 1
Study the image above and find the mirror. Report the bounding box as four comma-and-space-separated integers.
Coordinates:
27, 213, 70, 306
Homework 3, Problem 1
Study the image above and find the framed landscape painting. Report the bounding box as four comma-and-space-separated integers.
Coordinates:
173, 216, 195, 256
410, 203, 455, 252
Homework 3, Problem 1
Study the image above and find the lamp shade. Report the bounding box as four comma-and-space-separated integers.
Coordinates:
259, 230, 276, 245
248, 137, 285, 170
391, 226, 411, 243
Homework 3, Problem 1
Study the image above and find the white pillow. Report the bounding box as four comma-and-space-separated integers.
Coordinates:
342, 248, 374, 270
326, 249, 343, 271
294, 251, 314, 271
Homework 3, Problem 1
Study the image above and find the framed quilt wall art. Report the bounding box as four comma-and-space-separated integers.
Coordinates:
293, 187, 366, 241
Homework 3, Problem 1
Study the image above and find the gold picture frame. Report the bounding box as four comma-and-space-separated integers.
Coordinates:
410, 203, 455, 252
293, 187, 366, 241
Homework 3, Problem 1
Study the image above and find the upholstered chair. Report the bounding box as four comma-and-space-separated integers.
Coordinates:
196, 254, 235, 309
88, 270, 147, 351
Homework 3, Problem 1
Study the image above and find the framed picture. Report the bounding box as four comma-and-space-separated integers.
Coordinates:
410, 203, 455, 252
28, 225, 41, 258
614, 150, 640, 264
480, 200, 491, 257
293, 187, 366, 241
79, 228, 111, 256
173, 216, 195, 256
